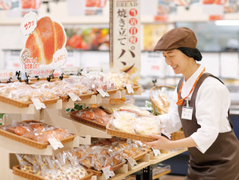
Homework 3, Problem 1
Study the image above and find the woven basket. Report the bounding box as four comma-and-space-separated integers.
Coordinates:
13, 165, 93, 180
90, 161, 126, 177
106, 122, 157, 142
0, 120, 76, 149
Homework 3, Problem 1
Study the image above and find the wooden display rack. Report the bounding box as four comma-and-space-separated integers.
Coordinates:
0, 86, 188, 180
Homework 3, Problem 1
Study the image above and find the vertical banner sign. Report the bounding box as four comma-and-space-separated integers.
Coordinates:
110, 0, 141, 84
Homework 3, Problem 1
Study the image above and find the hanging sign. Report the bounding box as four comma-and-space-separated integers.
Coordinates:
20, 12, 68, 76
110, 0, 141, 85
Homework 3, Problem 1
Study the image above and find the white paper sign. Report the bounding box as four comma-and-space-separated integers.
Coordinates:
0, 70, 15, 80
152, 148, 161, 156
20, 12, 38, 37
126, 84, 134, 94
52, 48, 68, 69
48, 137, 64, 150
102, 166, 115, 179
67, 93, 81, 102
31, 98, 46, 110
111, 0, 141, 85
97, 89, 110, 97
127, 157, 137, 167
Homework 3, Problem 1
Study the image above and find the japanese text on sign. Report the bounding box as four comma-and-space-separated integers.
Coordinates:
24, 58, 39, 70
20, 11, 38, 37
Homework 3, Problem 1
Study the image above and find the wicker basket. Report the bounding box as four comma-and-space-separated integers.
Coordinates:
106, 122, 157, 142
13, 165, 93, 180
69, 108, 109, 130
0, 120, 76, 149
90, 161, 126, 177
0, 95, 59, 108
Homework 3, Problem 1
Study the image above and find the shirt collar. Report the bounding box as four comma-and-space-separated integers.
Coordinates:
182, 64, 205, 94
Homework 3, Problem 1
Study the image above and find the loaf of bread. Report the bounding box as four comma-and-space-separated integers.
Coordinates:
25, 16, 66, 65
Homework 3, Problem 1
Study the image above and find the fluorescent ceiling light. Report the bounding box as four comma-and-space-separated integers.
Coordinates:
215, 20, 239, 26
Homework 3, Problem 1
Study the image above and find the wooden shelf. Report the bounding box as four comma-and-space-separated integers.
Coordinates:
150, 148, 188, 165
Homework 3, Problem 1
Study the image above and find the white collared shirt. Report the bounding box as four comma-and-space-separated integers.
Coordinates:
160, 64, 232, 154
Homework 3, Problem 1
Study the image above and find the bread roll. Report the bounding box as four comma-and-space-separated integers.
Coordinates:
25, 16, 66, 65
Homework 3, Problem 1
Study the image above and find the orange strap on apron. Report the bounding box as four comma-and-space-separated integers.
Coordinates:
176, 67, 206, 106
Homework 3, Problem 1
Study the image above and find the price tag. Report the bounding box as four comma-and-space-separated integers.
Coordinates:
31, 98, 46, 110
0, 70, 15, 80
52, 48, 67, 69
48, 137, 64, 150
161, 129, 171, 139
97, 89, 110, 97
152, 148, 161, 156
20, 12, 38, 37
102, 166, 115, 179
127, 157, 137, 167
67, 93, 81, 102
126, 85, 134, 94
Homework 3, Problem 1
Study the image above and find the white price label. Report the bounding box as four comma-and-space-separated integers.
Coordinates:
0, 70, 15, 80
31, 98, 46, 110
97, 89, 110, 97
127, 157, 137, 167
161, 129, 171, 139
20, 12, 38, 37
52, 48, 67, 69
126, 85, 134, 94
67, 93, 81, 102
152, 148, 161, 156
48, 137, 64, 150
102, 166, 115, 179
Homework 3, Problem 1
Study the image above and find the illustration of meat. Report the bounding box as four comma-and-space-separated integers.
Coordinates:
25, 16, 66, 65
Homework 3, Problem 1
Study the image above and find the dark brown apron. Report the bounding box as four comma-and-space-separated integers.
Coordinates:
177, 73, 239, 180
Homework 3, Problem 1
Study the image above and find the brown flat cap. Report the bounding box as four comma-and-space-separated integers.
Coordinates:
154, 27, 197, 51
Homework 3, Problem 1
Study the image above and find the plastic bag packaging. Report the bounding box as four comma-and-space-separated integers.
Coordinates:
134, 116, 161, 135
23, 154, 40, 174
76, 109, 97, 120
110, 111, 136, 133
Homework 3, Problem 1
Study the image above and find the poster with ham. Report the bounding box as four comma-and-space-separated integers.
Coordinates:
20, 12, 67, 77
110, 0, 141, 85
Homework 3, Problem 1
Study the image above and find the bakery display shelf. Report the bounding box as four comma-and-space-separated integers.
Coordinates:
13, 165, 93, 180
150, 148, 188, 165
106, 122, 157, 142
0, 134, 79, 155
0, 101, 35, 114
153, 169, 171, 180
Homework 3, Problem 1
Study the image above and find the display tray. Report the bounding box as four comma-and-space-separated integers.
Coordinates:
106, 123, 157, 142
0, 95, 59, 108
69, 108, 110, 130
0, 120, 76, 149
120, 84, 141, 91
13, 165, 93, 180
89, 161, 126, 177
60, 92, 96, 102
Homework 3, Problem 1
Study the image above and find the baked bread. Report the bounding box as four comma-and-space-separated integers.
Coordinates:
25, 16, 66, 65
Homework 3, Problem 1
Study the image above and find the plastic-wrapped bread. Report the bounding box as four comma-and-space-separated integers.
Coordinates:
111, 111, 136, 134
134, 116, 160, 135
